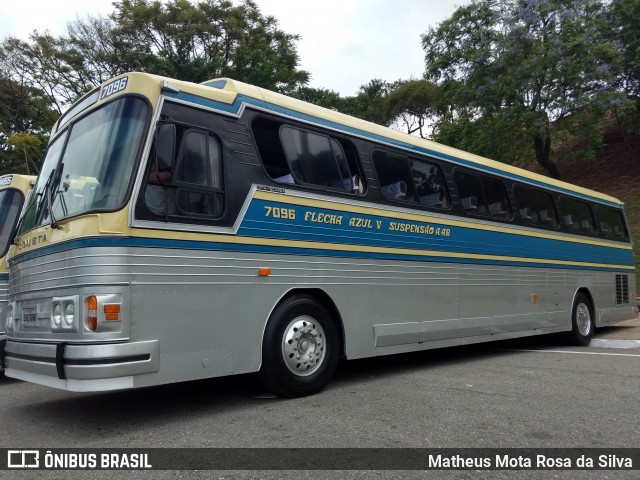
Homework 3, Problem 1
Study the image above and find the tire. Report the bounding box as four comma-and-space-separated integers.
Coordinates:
566, 292, 594, 346
259, 295, 340, 398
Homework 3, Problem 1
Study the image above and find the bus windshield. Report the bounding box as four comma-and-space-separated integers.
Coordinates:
0, 189, 23, 258
19, 96, 149, 234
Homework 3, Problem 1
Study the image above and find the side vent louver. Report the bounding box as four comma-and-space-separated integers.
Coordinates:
615, 274, 629, 304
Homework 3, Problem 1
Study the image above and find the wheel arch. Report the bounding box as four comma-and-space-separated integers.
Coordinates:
264, 288, 346, 358
570, 287, 596, 327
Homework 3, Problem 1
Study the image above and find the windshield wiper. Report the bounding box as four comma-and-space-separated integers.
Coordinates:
33, 168, 56, 228
48, 162, 64, 230
35, 164, 64, 230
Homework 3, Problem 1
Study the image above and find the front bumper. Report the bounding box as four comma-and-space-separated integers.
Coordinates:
3, 339, 159, 392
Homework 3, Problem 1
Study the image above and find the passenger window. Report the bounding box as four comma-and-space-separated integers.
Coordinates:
252, 118, 290, 182
455, 172, 485, 214
279, 127, 352, 192
514, 186, 558, 227
411, 159, 450, 209
482, 178, 511, 219
252, 118, 363, 193
372, 150, 417, 202
595, 206, 628, 241
558, 197, 594, 235
454, 172, 509, 218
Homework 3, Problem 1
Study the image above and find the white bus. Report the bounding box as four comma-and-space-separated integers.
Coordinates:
3, 73, 637, 396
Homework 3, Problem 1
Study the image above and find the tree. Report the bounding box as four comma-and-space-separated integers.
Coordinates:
421, 0, 623, 178
0, 0, 310, 173
433, 110, 533, 165
608, 0, 640, 132
340, 79, 393, 125
383, 80, 441, 138
109, 0, 309, 91
0, 45, 59, 175
291, 86, 343, 110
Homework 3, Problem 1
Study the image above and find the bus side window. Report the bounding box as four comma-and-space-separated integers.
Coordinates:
252, 118, 363, 194
481, 178, 511, 219
279, 126, 352, 192
454, 171, 486, 214
411, 158, 450, 209
252, 118, 292, 183
515, 186, 558, 228
559, 197, 594, 236
173, 129, 224, 218
372, 150, 417, 202
596, 206, 628, 241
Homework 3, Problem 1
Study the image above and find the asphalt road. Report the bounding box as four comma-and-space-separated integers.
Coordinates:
1, 318, 639, 480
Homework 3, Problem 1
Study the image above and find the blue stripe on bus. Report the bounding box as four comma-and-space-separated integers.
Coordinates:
7, 235, 633, 273
164, 90, 622, 208
0, 273, 8, 281
240, 199, 635, 267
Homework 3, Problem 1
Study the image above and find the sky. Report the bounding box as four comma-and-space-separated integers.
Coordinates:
0, 0, 470, 96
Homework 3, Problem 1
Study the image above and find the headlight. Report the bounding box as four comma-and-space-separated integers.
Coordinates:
53, 303, 62, 326
51, 296, 79, 331
64, 302, 75, 326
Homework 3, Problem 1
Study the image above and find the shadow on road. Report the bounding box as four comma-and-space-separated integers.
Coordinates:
6, 333, 574, 437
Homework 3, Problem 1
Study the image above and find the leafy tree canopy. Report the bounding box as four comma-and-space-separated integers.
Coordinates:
0, 48, 59, 174
341, 78, 394, 125
383, 79, 441, 138
608, 0, 640, 131
110, 0, 309, 91
0, 0, 310, 174
421, 0, 625, 178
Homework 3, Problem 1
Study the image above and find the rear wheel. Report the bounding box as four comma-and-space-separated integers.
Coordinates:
259, 295, 339, 397
566, 292, 594, 346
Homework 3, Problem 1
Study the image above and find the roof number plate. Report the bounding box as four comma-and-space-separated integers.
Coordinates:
101, 77, 128, 100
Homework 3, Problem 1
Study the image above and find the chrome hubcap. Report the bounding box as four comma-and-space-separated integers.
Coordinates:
576, 303, 591, 336
282, 315, 326, 376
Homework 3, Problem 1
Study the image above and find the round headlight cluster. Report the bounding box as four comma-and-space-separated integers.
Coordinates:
53, 304, 62, 326
64, 303, 75, 326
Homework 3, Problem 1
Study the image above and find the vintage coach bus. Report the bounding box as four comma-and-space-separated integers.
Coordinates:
2, 73, 637, 396
0, 174, 35, 361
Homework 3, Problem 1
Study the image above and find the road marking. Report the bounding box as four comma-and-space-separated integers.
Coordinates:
502, 349, 640, 358
590, 339, 640, 349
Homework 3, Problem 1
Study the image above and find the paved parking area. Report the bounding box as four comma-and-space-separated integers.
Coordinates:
1, 316, 638, 479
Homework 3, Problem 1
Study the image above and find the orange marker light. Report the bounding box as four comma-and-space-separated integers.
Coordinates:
104, 304, 120, 321
258, 268, 271, 277
86, 295, 98, 331
532, 294, 538, 304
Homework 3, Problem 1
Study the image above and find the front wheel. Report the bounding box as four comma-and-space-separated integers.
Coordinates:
566, 292, 594, 346
259, 295, 340, 397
